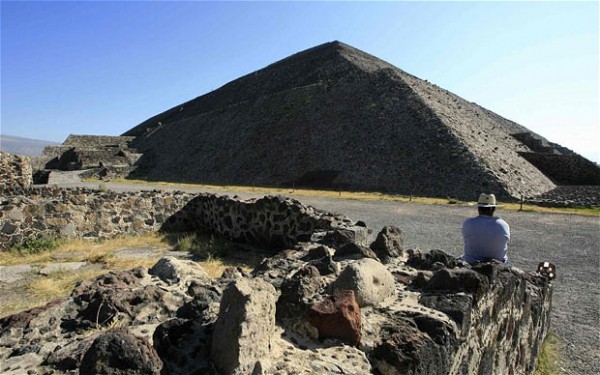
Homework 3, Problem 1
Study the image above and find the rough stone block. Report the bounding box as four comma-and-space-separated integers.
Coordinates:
45, 334, 99, 370
79, 328, 162, 375
332, 258, 395, 307
424, 268, 489, 298
153, 318, 211, 374
371, 315, 455, 375
7, 209, 23, 221
149, 256, 209, 286
321, 226, 369, 248
307, 290, 362, 346
407, 249, 459, 270
307, 254, 338, 276
1, 223, 18, 235
210, 278, 277, 375
419, 294, 473, 337
334, 242, 379, 261
370, 225, 404, 262
303, 245, 332, 260
276, 265, 322, 321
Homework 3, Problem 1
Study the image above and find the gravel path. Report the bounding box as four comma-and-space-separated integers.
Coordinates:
45, 180, 600, 374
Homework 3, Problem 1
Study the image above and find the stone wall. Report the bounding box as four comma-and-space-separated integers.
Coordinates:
40, 145, 72, 159
246, 240, 553, 375
0, 189, 366, 251
520, 152, 600, 185
36, 146, 70, 170
512, 132, 560, 154
162, 194, 368, 250
63, 135, 135, 148
79, 166, 137, 181
409, 259, 552, 374
0, 152, 32, 195
36, 135, 142, 172
56, 148, 131, 170
0, 188, 194, 249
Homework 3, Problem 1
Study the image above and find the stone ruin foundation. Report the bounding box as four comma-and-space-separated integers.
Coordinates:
0, 188, 553, 374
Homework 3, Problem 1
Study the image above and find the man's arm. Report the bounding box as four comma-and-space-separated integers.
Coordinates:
499, 219, 510, 241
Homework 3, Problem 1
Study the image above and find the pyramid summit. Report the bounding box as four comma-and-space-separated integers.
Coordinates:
116, 41, 598, 200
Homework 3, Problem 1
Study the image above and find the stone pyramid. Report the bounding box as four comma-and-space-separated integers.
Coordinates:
123, 41, 599, 200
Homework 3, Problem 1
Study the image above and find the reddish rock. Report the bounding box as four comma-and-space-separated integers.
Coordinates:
307, 290, 361, 346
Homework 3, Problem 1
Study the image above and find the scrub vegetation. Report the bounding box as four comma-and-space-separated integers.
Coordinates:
0, 232, 261, 318
535, 332, 562, 375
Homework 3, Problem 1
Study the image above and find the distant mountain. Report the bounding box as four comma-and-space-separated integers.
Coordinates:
0, 134, 61, 157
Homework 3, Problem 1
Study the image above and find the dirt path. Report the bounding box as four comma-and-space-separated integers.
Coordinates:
42, 180, 600, 374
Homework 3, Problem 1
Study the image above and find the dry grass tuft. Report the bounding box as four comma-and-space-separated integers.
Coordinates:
196, 258, 239, 278
0, 232, 167, 267
0, 297, 52, 318
535, 332, 562, 375
0, 233, 171, 318
1, 232, 261, 317
101, 254, 163, 270
83, 314, 128, 337
169, 232, 262, 277
26, 269, 105, 304
172, 233, 232, 258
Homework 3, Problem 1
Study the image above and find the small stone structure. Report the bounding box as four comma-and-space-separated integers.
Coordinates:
512, 131, 600, 185
36, 134, 141, 175
62, 135, 136, 148
162, 194, 368, 250
527, 185, 600, 208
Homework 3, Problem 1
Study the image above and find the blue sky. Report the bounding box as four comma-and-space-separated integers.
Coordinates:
1, 1, 598, 162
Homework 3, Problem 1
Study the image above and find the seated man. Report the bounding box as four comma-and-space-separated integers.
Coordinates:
461, 193, 510, 264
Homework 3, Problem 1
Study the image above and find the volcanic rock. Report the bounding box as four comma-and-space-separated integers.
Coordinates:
210, 278, 277, 375
307, 289, 362, 346
79, 328, 163, 375
370, 225, 404, 262
332, 258, 395, 307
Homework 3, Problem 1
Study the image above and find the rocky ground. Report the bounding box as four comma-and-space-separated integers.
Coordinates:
3, 178, 598, 374
0, 245, 192, 317
1, 230, 551, 375
298, 197, 599, 375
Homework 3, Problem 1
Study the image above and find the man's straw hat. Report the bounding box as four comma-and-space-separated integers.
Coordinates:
477, 193, 502, 207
